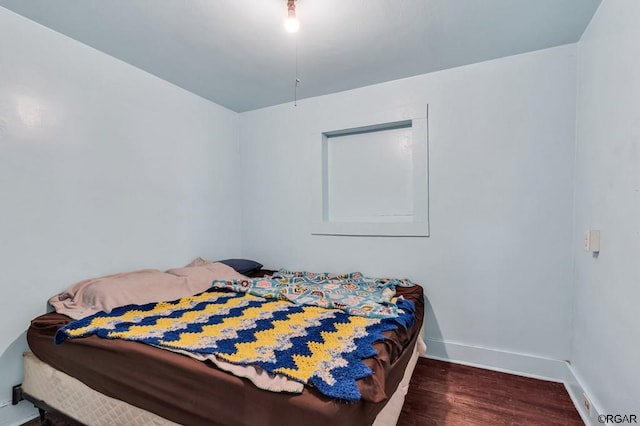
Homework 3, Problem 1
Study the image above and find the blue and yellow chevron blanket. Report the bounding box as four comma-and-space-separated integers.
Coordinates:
55, 287, 415, 401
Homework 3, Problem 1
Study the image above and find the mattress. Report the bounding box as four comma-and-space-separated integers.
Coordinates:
23, 343, 420, 426
27, 283, 424, 426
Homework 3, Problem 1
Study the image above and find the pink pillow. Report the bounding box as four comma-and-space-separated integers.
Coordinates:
50, 260, 246, 320
166, 259, 247, 283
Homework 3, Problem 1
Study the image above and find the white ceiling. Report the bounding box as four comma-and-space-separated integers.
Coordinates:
0, 0, 601, 112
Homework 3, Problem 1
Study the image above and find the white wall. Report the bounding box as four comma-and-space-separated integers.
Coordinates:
572, 0, 640, 413
4, 3, 623, 422
0, 7, 240, 422
239, 45, 577, 364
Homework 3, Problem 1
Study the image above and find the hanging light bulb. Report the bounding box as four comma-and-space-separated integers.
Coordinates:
284, 0, 300, 33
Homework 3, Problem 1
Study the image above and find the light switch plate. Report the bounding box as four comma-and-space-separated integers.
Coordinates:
584, 230, 600, 252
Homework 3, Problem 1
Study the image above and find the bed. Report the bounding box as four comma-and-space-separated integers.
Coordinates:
22, 265, 425, 426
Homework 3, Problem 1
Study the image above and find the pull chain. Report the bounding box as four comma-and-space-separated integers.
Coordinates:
294, 36, 300, 106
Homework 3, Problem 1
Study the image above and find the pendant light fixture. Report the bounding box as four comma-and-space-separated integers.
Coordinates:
284, 0, 300, 33
283, 0, 301, 106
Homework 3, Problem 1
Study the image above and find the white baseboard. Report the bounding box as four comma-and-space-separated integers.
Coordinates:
422, 338, 600, 426
0, 399, 37, 426
564, 364, 603, 426
423, 338, 570, 382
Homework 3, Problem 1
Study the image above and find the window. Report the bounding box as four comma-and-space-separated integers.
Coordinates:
311, 110, 429, 237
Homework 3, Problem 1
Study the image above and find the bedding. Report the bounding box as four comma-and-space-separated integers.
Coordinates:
28, 281, 424, 425
49, 260, 246, 320
212, 269, 415, 318
55, 288, 416, 400
217, 258, 264, 274
22, 341, 422, 426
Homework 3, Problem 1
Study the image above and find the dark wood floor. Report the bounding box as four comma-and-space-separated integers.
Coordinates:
23, 358, 583, 426
397, 358, 583, 426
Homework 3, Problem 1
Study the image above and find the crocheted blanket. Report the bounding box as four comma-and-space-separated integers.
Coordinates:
55, 288, 415, 401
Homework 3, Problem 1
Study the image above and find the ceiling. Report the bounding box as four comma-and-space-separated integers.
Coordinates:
0, 0, 601, 112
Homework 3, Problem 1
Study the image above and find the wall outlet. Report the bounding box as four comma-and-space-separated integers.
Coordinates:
11, 384, 23, 405
583, 392, 593, 417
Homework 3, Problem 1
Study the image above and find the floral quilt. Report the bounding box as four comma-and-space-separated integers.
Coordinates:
211, 269, 415, 319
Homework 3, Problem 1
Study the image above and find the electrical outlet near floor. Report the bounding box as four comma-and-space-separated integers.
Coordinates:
583, 392, 594, 417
